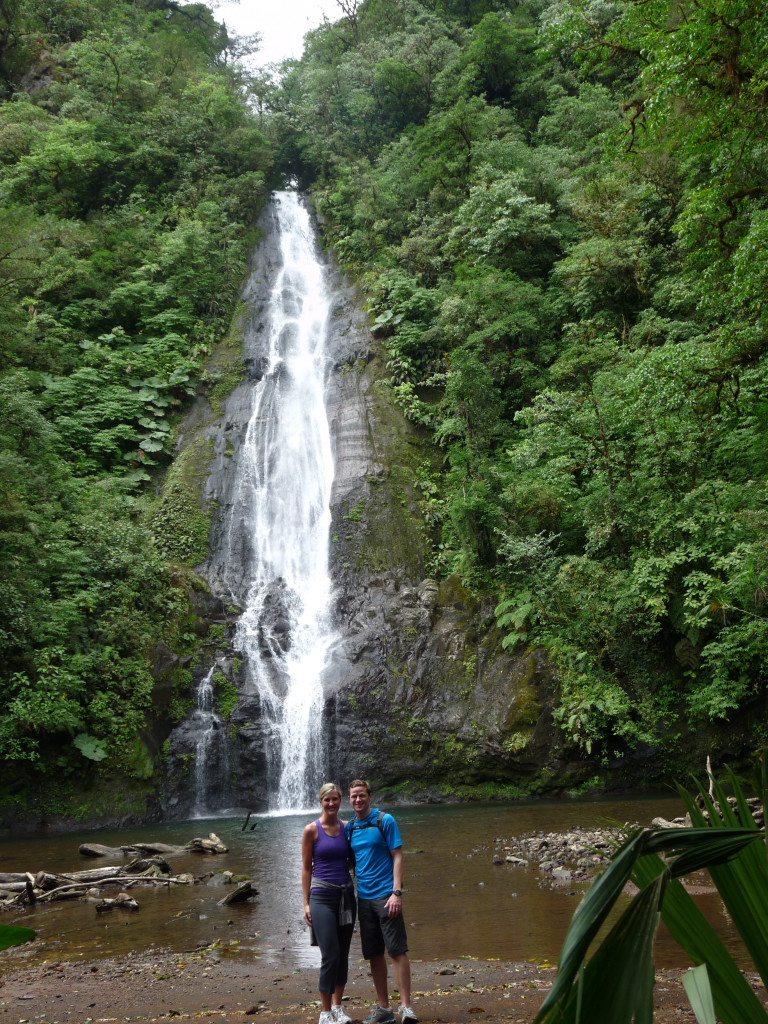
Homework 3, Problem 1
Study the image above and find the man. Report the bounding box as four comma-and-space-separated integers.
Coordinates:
346, 779, 418, 1024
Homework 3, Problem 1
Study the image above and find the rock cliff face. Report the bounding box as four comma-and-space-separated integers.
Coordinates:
161, 197, 588, 818
317, 270, 571, 799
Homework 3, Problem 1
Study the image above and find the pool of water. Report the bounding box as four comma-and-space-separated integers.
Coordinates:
0, 795, 744, 973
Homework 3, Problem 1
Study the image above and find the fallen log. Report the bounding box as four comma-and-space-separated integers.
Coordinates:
128, 843, 189, 856
79, 838, 228, 858
78, 843, 124, 858
36, 884, 91, 903
61, 866, 131, 883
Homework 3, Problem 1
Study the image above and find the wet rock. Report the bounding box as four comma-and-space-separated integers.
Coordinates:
79, 844, 123, 858
218, 880, 258, 905
208, 871, 234, 886
494, 825, 630, 888
257, 578, 295, 658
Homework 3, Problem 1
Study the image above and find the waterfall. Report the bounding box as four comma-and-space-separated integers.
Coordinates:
213, 190, 338, 812
191, 665, 230, 818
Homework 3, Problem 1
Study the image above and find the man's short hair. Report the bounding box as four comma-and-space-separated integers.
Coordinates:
348, 778, 371, 794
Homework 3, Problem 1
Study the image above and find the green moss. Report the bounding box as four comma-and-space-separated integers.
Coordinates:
344, 499, 367, 522
213, 671, 239, 720
564, 775, 605, 796
151, 435, 214, 564
503, 732, 531, 753
205, 301, 247, 414
128, 737, 156, 780
168, 692, 193, 721
0, 773, 157, 827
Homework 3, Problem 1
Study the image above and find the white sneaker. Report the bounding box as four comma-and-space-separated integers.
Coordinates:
399, 1007, 419, 1023
332, 1005, 353, 1024
319, 1012, 335, 1024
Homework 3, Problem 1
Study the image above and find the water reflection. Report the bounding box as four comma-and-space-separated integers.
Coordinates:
0, 796, 745, 972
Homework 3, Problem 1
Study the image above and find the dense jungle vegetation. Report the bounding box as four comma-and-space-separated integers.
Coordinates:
0, 0, 273, 811
1, 0, 767, 810
273, 0, 768, 763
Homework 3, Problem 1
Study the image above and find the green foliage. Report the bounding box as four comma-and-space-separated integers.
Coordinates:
151, 437, 214, 564
343, 498, 367, 523
0, 924, 35, 951
273, 0, 768, 768
72, 733, 108, 762
0, 0, 274, 793
212, 671, 239, 720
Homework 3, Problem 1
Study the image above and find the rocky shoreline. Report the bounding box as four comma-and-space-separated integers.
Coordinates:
490, 816, 689, 887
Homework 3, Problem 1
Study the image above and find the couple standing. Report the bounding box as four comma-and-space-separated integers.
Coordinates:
301, 779, 418, 1024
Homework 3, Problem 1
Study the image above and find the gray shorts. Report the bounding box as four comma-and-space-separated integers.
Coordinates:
357, 896, 409, 959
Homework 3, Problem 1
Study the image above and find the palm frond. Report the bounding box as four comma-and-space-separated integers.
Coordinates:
682, 964, 716, 1024
537, 762, 768, 1024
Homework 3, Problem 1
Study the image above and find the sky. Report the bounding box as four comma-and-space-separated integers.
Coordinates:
213, 0, 332, 66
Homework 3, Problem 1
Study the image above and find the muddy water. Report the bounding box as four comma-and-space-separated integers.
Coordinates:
0, 796, 744, 973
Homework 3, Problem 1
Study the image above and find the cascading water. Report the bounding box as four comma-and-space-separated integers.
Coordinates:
191, 664, 230, 817
209, 190, 338, 812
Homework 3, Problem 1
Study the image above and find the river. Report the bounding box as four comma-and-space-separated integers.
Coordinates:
0, 795, 744, 974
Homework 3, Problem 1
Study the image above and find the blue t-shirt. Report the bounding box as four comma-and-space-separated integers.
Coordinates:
347, 808, 403, 899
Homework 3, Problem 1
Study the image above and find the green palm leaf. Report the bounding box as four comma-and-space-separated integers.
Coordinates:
682, 965, 716, 1024
678, 776, 768, 985
537, 761, 768, 1024
634, 858, 766, 1024
535, 829, 649, 1018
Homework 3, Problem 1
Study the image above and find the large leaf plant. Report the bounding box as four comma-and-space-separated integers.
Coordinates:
0, 924, 35, 951
535, 761, 768, 1024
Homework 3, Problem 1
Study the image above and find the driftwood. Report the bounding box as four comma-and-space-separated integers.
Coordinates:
185, 833, 228, 854
0, 835, 249, 913
79, 833, 228, 858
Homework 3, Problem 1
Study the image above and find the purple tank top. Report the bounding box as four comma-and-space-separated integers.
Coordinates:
311, 820, 352, 888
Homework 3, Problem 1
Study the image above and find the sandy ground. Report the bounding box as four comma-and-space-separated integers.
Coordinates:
0, 947, 714, 1024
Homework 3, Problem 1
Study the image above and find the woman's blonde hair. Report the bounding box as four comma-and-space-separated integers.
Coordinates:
318, 782, 342, 800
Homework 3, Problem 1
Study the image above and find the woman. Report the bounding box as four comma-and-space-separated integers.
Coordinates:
302, 782, 357, 1024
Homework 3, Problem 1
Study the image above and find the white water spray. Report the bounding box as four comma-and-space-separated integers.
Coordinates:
224, 191, 337, 810
192, 665, 230, 817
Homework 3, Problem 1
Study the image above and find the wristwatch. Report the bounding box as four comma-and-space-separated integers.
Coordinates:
392, 889, 402, 896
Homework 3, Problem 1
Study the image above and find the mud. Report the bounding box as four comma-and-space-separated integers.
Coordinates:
0, 948, 713, 1023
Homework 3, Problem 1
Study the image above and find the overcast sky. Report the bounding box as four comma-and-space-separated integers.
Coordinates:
213, 0, 332, 66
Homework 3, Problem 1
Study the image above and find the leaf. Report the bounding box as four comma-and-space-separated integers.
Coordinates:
0, 924, 35, 951
682, 965, 717, 1024
73, 733, 108, 761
